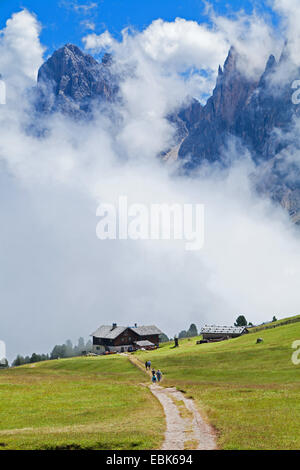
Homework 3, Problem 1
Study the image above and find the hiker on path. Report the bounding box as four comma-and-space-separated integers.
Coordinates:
152, 373, 157, 384
145, 361, 148, 370
156, 369, 162, 382
151, 368, 156, 377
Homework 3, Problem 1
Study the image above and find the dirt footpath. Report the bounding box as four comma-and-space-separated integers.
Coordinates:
126, 354, 217, 450
150, 385, 217, 450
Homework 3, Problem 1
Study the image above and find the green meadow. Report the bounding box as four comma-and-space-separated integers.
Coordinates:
137, 320, 300, 450
2, 317, 300, 450
0, 355, 164, 450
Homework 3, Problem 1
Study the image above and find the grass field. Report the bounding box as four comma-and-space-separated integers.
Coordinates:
2, 318, 300, 450
0, 355, 164, 450
249, 314, 300, 333
136, 321, 300, 450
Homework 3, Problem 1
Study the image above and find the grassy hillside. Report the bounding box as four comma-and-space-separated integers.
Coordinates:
136, 320, 300, 450
2, 318, 300, 450
249, 314, 300, 333
0, 355, 164, 450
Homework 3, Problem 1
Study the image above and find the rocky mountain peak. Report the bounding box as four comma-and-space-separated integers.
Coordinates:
101, 53, 113, 66
207, 47, 257, 126
265, 54, 277, 71
223, 45, 238, 73
36, 43, 117, 115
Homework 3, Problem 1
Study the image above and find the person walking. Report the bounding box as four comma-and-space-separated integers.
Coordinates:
151, 368, 156, 377
145, 361, 148, 370
152, 373, 157, 384
156, 369, 162, 382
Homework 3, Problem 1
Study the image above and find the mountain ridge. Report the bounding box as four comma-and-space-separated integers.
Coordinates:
177, 46, 300, 222
34, 43, 300, 222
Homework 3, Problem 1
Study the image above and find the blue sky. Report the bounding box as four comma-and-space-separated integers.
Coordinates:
0, 0, 278, 55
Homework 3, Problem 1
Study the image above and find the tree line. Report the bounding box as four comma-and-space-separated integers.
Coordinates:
177, 323, 198, 339
158, 324, 199, 343
12, 337, 93, 367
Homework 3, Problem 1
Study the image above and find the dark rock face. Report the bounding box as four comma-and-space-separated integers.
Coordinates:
36, 44, 117, 115
178, 47, 259, 167
178, 47, 300, 221
236, 53, 299, 163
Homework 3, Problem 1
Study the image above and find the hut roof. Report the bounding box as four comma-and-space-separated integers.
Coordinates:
201, 325, 248, 335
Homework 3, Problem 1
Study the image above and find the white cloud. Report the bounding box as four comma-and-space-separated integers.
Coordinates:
211, 9, 281, 79
272, 0, 300, 66
0, 9, 44, 88
137, 18, 229, 73
74, 2, 97, 13
83, 30, 116, 51
83, 18, 230, 104
61, 1, 98, 14
81, 20, 96, 31
83, 17, 229, 72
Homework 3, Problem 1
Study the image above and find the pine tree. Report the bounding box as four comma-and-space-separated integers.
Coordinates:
178, 330, 187, 338
186, 324, 198, 337
234, 315, 248, 327
12, 355, 25, 367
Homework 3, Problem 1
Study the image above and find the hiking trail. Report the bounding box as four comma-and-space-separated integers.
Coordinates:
127, 354, 218, 450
